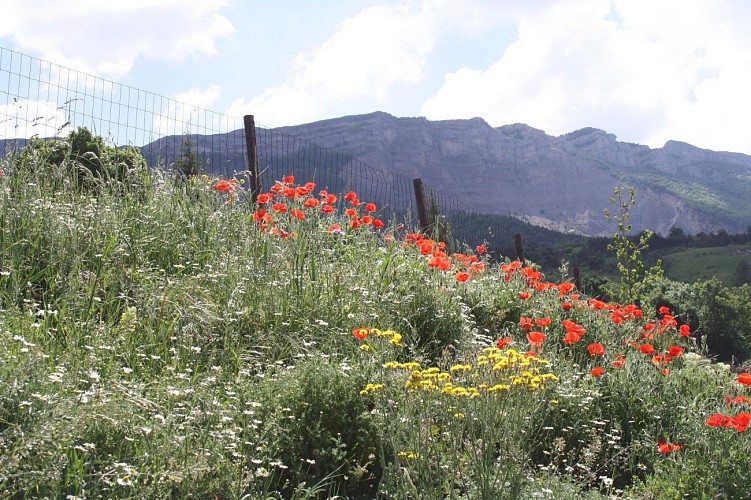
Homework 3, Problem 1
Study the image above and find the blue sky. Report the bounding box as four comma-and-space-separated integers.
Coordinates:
2, 0, 751, 153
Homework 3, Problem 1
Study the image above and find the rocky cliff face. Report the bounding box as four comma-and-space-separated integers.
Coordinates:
5, 111, 748, 237
275, 112, 751, 236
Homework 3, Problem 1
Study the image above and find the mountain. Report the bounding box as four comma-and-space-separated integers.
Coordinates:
272, 112, 751, 236
3, 111, 751, 237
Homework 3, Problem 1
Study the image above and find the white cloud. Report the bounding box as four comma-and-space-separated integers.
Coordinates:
0, 0, 235, 77
174, 85, 222, 110
235, 0, 511, 127
0, 99, 66, 139
150, 85, 227, 137
421, 0, 751, 153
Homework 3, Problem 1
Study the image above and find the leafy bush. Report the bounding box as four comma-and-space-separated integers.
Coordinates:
11, 126, 147, 193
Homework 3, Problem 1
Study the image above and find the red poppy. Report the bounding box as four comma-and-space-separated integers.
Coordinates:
591, 367, 604, 377
372, 219, 385, 229
657, 438, 681, 453
679, 324, 691, 337
324, 194, 337, 204
344, 208, 357, 217
326, 224, 343, 234
590, 299, 608, 310
587, 343, 605, 357
428, 255, 450, 270
455, 272, 471, 283
652, 354, 666, 366
321, 204, 334, 214
213, 179, 235, 193
668, 346, 683, 358
732, 413, 751, 432
364, 203, 377, 212
256, 193, 272, 204
518, 292, 531, 300
352, 328, 369, 340
705, 413, 733, 427
344, 191, 357, 201
562, 302, 573, 311
283, 175, 295, 184
303, 198, 320, 208
561, 319, 585, 334
612, 355, 626, 368
496, 337, 512, 349
563, 331, 582, 344
738, 373, 751, 386
637, 344, 656, 355
527, 331, 546, 348
535, 318, 551, 328
558, 282, 576, 295
476, 245, 486, 255
725, 395, 749, 406
252, 208, 268, 222
290, 208, 305, 220
271, 202, 287, 213
360, 215, 373, 224
350, 218, 361, 229
659, 306, 670, 315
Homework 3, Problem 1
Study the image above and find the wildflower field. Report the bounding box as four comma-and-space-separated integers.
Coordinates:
1, 138, 751, 499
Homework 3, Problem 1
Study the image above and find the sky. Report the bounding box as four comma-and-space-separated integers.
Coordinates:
1, 0, 751, 154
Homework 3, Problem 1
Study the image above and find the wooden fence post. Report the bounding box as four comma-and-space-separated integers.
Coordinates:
514, 233, 524, 263
413, 178, 430, 234
243, 115, 261, 203
573, 266, 581, 291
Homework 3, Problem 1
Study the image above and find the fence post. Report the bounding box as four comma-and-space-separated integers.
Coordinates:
514, 233, 524, 263
243, 115, 261, 203
573, 266, 581, 291
413, 178, 430, 234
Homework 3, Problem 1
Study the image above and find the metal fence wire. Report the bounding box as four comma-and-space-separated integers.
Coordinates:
0, 46, 495, 248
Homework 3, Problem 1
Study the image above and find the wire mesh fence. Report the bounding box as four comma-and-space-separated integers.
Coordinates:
0, 47, 246, 175
0, 46, 499, 248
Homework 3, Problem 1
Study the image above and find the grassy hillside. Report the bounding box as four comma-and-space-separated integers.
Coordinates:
2, 144, 751, 498
659, 244, 751, 284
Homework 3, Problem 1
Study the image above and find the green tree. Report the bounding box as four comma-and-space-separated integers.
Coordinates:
173, 136, 202, 177
734, 260, 751, 287
602, 186, 663, 305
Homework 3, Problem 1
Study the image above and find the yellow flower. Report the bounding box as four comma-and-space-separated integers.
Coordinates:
487, 384, 510, 393
359, 383, 384, 395
449, 364, 472, 372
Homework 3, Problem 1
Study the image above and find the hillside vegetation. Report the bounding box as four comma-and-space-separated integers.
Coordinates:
1, 134, 751, 498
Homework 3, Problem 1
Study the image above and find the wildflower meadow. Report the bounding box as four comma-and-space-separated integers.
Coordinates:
1, 134, 750, 498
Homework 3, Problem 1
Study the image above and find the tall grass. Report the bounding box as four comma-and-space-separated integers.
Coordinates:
1, 148, 750, 499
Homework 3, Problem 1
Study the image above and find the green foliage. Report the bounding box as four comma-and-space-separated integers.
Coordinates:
603, 186, 663, 305
11, 126, 148, 193
172, 136, 203, 177
650, 277, 751, 363
2, 136, 751, 498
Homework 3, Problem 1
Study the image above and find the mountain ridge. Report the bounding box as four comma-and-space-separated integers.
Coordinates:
3, 111, 750, 237
271, 111, 751, 236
